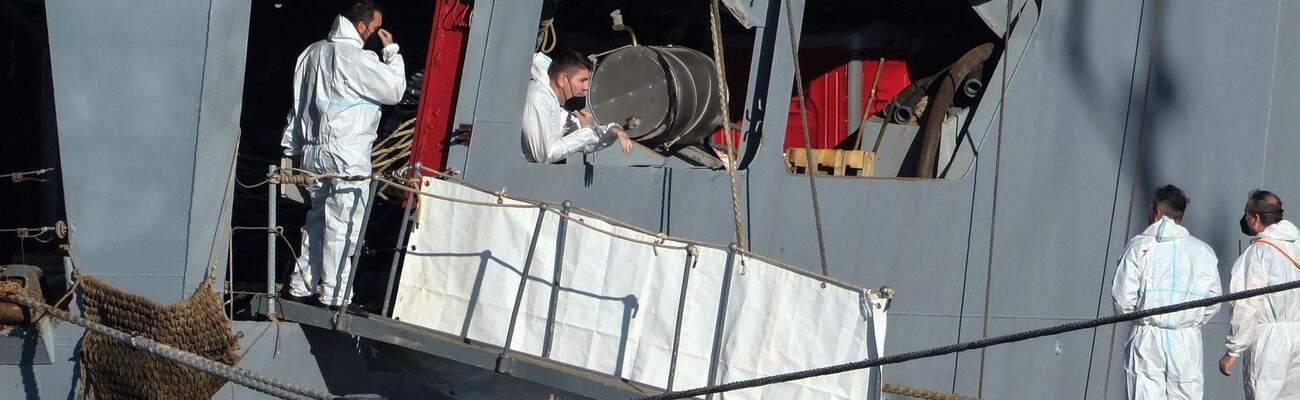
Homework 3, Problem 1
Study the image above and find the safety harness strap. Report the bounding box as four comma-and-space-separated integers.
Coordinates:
1252, 239, 1300, 270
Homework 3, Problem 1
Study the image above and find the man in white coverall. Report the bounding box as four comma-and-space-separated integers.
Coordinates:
1113, 184, 1222, 400
280, 0, 405, 312
1219, 190, 1300, 399
521, 50, 632, 163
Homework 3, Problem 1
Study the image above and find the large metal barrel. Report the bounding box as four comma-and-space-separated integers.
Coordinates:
588, 46, 722, 148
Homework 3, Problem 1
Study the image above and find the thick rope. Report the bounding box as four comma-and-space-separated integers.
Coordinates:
536, 17, 557, 53
371, 117, 417, 175
638, 278, 1300, 400
2, 294, 336, 400
780, 0, 831, 277
709, 0, 747, 251
882, 383, 981, 400
277, 168, 369, 186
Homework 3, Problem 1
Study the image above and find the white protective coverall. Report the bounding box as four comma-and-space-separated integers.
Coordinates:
1227, 220, 1300, 400
521, 52, 620, 163
280, 16, 405, 306
1113, 216, 1222, 400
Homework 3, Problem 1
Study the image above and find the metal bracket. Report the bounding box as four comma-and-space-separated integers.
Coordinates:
332, 312, 352, 331
496, 355, 515, 374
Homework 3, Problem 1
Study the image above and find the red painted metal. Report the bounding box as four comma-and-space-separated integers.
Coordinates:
783, 52, 909, 150
410, 0, 472, 171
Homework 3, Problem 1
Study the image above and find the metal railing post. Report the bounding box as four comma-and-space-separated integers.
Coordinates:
381, 163, 422, 316
541, 201, 572, 358
666, 244, 697, 391
705, 244, 739, 399
498, 205, 549, 373
266, 165, 279, 315
337, 175, 381, 311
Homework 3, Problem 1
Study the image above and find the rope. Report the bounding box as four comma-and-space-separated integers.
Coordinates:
372, 174, 691, 250
1, 221, 66, 241
536, 17, 557, 53
2, 294, 337, 400
780, 0, 831, 277
1102, 1, 1164, 397
852, 58, 886, 152
401, 166, 869, 290
638, 277, 1300, 400
882, 383, 981, 400
709, 0, 747, 251
277, 168, 370, 186
976, 1, 1013, 395
371, 118, 416, 171
2, 167, 55, 183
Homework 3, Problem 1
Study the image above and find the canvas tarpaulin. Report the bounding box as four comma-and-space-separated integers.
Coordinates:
393, 177, 887, 398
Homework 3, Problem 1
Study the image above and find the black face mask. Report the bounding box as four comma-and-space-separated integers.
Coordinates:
1240, 215, 1254, 236
363, 31, 383, 52
563, 96, 587, 112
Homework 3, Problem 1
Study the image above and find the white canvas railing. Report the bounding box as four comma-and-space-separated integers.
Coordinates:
393, 177, 889, 399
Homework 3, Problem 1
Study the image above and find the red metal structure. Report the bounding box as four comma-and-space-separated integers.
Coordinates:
783, 55, 909, 150
410, 0, 472, 171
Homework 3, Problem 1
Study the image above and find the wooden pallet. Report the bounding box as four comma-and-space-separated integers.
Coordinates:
786, 148, 875, 176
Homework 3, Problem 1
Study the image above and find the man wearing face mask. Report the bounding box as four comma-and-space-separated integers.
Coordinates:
279, 0, 405, 312
1219, 190, 1300, 399
521, 50, 632, 164
1112, 185, 1222, 400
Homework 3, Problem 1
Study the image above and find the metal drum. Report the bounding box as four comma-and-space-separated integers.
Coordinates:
588, 46, 722, 148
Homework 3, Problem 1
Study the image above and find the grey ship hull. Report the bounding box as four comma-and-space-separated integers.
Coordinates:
15, 0, 1300, 398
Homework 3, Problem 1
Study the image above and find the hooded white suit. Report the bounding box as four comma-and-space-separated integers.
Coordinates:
1113, 216, 1222, 400
1227, 220, 1300, 400
520, 52, 619, 163
280, 16, 406, 306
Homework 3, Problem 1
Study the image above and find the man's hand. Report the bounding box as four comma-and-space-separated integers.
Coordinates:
612, 127, 632, 155
573, 109, 594, 129
1219, 353, 1237, 376
377, 29, 394, 47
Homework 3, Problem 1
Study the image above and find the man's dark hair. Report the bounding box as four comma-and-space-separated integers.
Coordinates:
1152, 184, 1188, 221
342, 0, 382, 25
1248, 189, 1285, 226
548, 50, 592, 80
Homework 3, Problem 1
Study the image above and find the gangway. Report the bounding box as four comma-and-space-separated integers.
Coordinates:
252, 170, 892, 399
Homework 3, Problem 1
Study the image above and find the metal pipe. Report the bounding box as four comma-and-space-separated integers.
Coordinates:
853, 58, 887, 151
847, 53, 862, 136
499, 207, 549, 370
917, 43, 994, 178
884, 74, 937, 124
962, 64, 985, 99
381, 164, 422, 316
62, 256, 74, 296
267, 165, 278, 315
338, 176, 381, 311
705, 244, 739, 399
541, 201, 572, 358
666, 245, 697, 391
610, 10, 639, 47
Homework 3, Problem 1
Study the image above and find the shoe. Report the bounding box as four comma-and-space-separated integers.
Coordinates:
282, 293, 315, 304
326, 303, 369, 316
